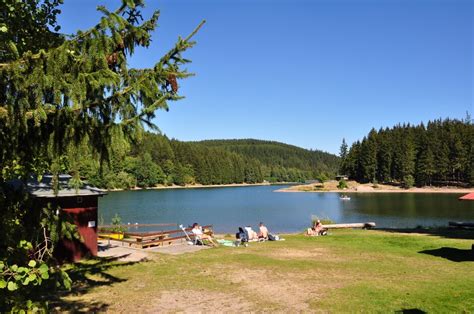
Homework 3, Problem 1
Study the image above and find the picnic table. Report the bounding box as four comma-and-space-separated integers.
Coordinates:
98, 224, 213, 249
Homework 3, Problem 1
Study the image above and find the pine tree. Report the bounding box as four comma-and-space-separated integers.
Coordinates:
0, 1, 204, 309
416, 135, 436, 186
399, 128, 416, 187
345, 141, 362, 181
468, 140, 474, 186
376, 130, 392, 183
460, 118, 473, 183
0, 1, 204, 184
339, 138, 348, 174
451, 137, 467, 182
359, 129, 377, 183
433, 129, 450, 183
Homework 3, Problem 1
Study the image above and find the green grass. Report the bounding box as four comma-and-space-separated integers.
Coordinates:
53, 229, 474, 312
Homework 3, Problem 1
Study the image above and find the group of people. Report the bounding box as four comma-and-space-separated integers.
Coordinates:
191, 220, 325, 247
190, 222, 271, 247
306, 219, 328, 236
237, 222, 270, 242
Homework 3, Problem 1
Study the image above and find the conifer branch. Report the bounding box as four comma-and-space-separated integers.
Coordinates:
0, 1, 157, 68
0, 1, 204, 182
185, 20, 206, 42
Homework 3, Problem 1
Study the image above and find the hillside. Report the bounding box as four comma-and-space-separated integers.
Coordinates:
79, 135, 340, 189
195, 139, 339, 180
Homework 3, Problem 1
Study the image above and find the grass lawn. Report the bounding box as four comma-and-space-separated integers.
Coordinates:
52, 229, 474, 312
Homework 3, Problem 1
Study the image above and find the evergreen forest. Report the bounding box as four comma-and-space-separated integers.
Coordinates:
340, 117, 474, 187
79, 135, 340, 189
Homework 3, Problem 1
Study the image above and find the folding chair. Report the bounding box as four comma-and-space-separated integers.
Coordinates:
179, 224, 196, 245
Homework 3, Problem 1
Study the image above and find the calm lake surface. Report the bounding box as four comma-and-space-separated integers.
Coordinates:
99, 185, 474, 233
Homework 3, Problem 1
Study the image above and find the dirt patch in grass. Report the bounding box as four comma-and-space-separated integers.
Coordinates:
149, 290, 254, 313
213, 268, 343, 311
255, 246, 347, 264
264, 247, 326, 260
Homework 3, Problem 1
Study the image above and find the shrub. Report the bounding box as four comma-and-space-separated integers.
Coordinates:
111, 214, 126, 233
337, 179, 348, 189
317, 173, 328, 184
115, 171, 136, 190
402, 175, 415, 189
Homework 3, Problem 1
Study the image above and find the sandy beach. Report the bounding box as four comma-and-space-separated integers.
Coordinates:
275, 180, 474, 194
107, 181, 278, 192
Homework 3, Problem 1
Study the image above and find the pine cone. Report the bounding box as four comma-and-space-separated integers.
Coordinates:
167, 74, 178, 93
106, 52, 118, 66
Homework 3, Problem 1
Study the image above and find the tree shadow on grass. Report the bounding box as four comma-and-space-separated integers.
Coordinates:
395, 309, 426, 314
48, 255, 143, 312
419, 247, 474, 262
377, 227, 474, 240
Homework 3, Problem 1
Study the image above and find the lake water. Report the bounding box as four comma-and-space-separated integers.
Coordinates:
98, 185, 474, 233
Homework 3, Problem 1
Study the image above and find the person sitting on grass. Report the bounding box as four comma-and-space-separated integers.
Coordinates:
258, 222, 269, 240
306, 219, 327, 236
191, 223, 218, 247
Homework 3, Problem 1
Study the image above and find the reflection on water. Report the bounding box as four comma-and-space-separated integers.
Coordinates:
349, 193, 472, 218
98, 186, 474, 233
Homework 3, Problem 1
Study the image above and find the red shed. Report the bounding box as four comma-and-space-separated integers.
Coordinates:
28, 175, 106, 262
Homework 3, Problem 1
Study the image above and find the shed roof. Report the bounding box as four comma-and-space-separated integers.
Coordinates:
27, 175, 106, 198
459, 192, 474, 201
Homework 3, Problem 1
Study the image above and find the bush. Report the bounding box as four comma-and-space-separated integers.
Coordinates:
402, 175, 415, 189
337, 179, 348, 189
103, 171, 134, 190
111, 214, 126, 233
115, 171, 136, 190
317, 173, 328, 184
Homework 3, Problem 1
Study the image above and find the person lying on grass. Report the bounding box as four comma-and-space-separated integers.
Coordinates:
191, 223, 218, 247
245, 226, 259, 241
258, 222, 269, 240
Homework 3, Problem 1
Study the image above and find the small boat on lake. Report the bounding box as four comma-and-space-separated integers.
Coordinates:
340, 195, 351, 201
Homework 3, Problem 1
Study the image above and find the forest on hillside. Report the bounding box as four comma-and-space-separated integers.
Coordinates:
197, 139, 338, 173
79, 135, 339, 189
340, 118, 474, 187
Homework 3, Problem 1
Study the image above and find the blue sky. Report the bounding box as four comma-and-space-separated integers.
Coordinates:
58, 0, 473, 154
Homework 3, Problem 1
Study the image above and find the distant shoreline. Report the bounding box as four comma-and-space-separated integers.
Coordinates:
275, 181, 473, 194
107, 182, 296, 192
